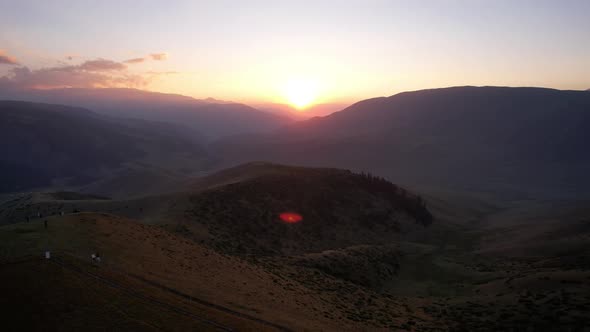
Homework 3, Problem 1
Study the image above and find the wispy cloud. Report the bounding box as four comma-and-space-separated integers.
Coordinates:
0, 50, 19, 65
0, 51, 172, 90
0, 58, 153, 89
150, 53, 168, 61
123, 52, 168, 64
146, 70, 178, 75
123, 57, 146, 64
78, 59, 127, 71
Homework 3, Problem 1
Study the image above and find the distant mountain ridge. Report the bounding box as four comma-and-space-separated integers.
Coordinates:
0, 100, 206, 193
0, 87, 293, 139
213, 86, 590, 199
252, 102, 352, 119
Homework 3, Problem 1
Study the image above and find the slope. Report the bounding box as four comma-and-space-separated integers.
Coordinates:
0, 213, 428, 331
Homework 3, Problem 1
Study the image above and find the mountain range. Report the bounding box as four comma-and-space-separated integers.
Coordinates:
213, 86, 590, 199
0, 87, 292, 140
0, 100, 206, 194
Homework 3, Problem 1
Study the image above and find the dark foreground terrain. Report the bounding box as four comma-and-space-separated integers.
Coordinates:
1, 163, 589, 331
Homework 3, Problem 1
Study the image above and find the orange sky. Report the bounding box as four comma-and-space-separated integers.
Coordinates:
1, 1, 589, 109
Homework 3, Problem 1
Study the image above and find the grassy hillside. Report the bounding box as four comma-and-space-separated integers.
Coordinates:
1, 163, 589, 330
0, 213, 435, 331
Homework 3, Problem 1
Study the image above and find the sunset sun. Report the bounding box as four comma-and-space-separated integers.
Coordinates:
282, 78, 319, 110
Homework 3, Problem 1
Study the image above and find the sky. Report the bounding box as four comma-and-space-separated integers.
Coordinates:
1, 0, 589, 107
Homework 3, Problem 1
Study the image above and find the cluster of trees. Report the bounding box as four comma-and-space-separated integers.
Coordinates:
346, 170, 433, 225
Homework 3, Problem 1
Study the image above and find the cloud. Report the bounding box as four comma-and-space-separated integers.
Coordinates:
123, 52, 169, 64
0, 50, 19, 65
124, 57, 146, 64
0, 53, 174, 90
78, 59, 127, 71
0, 58, 152, 90
150, 53, 168, 61
146, 71, 178, 75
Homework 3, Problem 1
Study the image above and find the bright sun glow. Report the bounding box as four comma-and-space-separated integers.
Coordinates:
282, 78, 320, 110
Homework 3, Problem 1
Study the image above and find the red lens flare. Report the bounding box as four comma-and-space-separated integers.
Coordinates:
279, 212, 303, 224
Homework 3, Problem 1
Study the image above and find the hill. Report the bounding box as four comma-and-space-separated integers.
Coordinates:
0, 88, 293, 140
212, 86, 590, 199
0, 101, 207, 193
0, 162, 433, 242
183, 163, 432, 256
0, 163, 435, 291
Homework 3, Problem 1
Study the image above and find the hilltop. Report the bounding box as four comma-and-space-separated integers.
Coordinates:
183, 162, 433, 256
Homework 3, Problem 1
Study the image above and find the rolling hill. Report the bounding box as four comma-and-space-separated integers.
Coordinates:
0, 163, 434, 294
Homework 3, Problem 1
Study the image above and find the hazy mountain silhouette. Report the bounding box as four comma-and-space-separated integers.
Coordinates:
252, 102, 352, 119
213, 86, 590, 199
0, 88, 292, 140
0, 101, 205, 192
